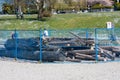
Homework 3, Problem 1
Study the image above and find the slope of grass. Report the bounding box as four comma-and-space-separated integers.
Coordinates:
0, 11, 120, 30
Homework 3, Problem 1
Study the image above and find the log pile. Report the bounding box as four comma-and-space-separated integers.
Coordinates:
1, 31, 120, 62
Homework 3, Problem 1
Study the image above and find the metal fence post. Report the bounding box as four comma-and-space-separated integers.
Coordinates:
48, 29, 50, 37
39, 29, 42, 63
86, 28, 88, 40
15, 29, 18, 60
95, 28, 98, 62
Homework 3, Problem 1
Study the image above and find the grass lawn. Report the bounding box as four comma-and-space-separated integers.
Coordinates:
0, 11, 120, 30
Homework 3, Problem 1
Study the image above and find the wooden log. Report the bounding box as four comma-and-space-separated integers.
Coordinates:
48, 41, 79, 46
69, 32, 94, 46
48, 38, 82, 46
42, 45, 60, 51
75, 53, 104, 61
4, 38, 40, 50
112, 47, 120, 57
67, 49, 97, 55
85, 40, 94, 46
75, 53, 95, 60
65, 58, 81, 62
69, 32, 86, 45
100, 46, 120, 57
49, 37, 94, 42
2, 49, 66, 62
61, 46, 90, 51
100, 46, 113, 51
99, 47, 115, 60
46, 37, 94, 47
35, 51, 66, 62
49, 37, 73, 41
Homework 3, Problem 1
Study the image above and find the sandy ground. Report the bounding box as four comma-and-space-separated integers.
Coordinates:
0, 60, 120, 80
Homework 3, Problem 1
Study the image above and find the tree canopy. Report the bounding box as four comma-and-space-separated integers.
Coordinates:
2, 0, 116, 20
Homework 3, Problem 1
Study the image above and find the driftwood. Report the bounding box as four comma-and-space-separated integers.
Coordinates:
86, 40, 94, 46
2, 36, 118, 62
48, 39, 94, 47
4, 38, 66, 62
75, 53, 95, 60
0, 49, 66, 62
67, 52, 104, 61
68, 49, 97, 55
65, 47, 115, 61
99, 47, 115, 60
61, 46, 90, 51
34, 51, 66, 62
65, 58, 81, 62
49, 38, 72, 41
48, 40, 79, 46
101, 46, 120, 57
69, 31, 86, 45
69, 32, 94, 46
112, 47, 120, 57
4, 38, 40, 50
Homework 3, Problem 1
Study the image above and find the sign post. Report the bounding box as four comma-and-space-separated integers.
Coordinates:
107, 22, 115, 41
107, 22, 113, 29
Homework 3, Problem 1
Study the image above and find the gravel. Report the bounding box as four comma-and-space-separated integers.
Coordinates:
0, 60, 120, 80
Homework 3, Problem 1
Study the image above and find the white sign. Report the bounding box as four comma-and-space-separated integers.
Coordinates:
107, 22, 113, 29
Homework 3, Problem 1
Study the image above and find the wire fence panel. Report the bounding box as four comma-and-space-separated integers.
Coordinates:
49, 28, 94, 38
96, 28, 120, 46
16, 30, 40, 60
17, 30, 40, 38
95, 28, 120, 61
0, 30, 41, 61
0, 28, 120, 63
0, 30, 15, 58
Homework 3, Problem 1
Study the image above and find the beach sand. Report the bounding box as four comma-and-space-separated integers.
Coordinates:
0, 60, 120, 80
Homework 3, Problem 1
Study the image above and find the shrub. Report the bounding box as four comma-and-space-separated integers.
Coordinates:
92, 3, 113, 9
43, 10, 52, 17
2, 3, 14, 14
114, 3, 120, 10
26, 9, 38, 14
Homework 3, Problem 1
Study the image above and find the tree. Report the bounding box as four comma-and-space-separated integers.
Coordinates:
35, 0, 44, 20
112, 0, 120, 10
80, 0, 87, 10
13, 0, 26, 19
64, 0, 76, 10
49, 0, 57, 9
2, 3, 14, 14
63, 0, 87, 11
35, 0, 57, 20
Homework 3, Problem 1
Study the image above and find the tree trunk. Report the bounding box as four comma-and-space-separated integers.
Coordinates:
37, 0, 44, 20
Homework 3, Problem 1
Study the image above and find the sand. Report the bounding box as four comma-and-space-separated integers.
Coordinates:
0, 60, 120, 80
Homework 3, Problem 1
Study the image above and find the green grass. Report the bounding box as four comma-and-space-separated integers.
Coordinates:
0, 11, 120, 30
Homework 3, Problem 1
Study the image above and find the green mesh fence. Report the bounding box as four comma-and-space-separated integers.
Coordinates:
49, 28, 95, 38
0, 28, 119, 62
